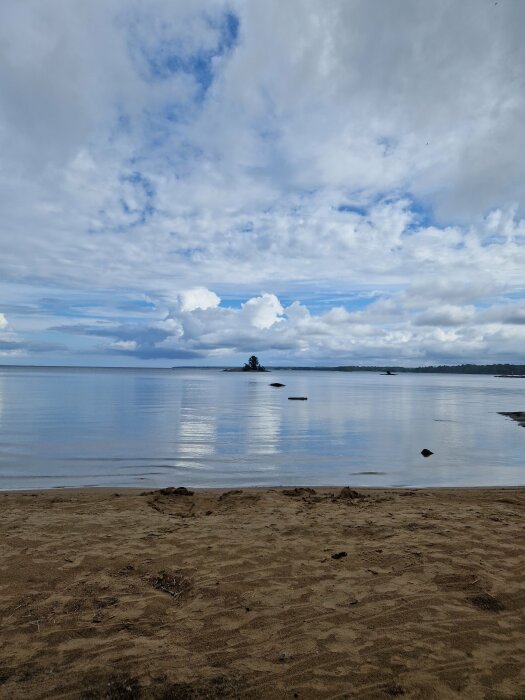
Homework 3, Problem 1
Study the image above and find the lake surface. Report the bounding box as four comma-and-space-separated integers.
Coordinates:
0, 366, 524, 490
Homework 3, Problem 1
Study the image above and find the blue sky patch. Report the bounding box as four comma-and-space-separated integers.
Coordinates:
337, 204, 368, 216
134, 11, 240, 99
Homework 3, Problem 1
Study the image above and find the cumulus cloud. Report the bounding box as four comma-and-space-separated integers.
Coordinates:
241, 294, 283, 329
44, 288, 525, 365
178, 288, 220, 312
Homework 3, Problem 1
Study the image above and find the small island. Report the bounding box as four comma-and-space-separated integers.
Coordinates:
242, 355, 267, 372
223, 355, 268, 372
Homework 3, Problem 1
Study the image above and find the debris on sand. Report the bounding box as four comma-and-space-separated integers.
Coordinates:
283, 487, 317, 497
420, 449, 434, 457
94, 596, 118, 609
338, 487, 365, 499
331, 551, 347, 560
80, 673, 141, 700
159, 487, 194, 496
468, 593, 504, 612
218, 489, 244, 500
158, 675, 238, 699
81, 673, 239, 700
150, 572, 192, 599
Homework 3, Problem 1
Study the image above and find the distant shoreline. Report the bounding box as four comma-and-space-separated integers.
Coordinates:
3, 363, 525, 375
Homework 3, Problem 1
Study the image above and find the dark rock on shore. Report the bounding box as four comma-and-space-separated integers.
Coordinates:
338, 487, 365, 499
159, 487, 194, 496
331, 551, 347, 560
499, 411, 525, 427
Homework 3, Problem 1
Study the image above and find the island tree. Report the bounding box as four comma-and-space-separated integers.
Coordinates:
243, 355, 267, 372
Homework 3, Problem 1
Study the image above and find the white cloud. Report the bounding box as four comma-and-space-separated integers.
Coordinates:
108, 340, 138, 351
178, 287, 220, 312
241, 293, 283, 329
47, 288, 525, 366
2, 2, 525, 363
414, 305, 476, 327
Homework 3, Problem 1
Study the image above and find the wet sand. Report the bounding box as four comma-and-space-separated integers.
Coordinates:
1, 486, 524, 699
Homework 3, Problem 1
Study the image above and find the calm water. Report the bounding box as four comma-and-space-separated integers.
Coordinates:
0, 367, 524, 490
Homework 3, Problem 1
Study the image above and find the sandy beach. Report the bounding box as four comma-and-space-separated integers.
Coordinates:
1, 486, 524, 699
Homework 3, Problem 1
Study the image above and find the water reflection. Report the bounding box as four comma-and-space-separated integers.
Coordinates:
243, 379, 281, 456
0, 367, 524, 489
176, 379, 217, 461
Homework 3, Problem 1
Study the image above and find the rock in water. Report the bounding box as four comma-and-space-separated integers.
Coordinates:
421, 449, 434, 457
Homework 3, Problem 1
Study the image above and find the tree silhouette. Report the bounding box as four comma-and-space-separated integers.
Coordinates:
243, 355, 266, 371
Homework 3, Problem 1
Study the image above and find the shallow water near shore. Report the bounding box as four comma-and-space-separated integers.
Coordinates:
0, 366, 524, 490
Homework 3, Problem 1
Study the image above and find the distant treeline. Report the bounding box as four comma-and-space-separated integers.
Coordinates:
337, 364, 525, 374
268, 364, 525, 374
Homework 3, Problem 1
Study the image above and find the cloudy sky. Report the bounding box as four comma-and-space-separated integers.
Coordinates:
1, 0, 525, 366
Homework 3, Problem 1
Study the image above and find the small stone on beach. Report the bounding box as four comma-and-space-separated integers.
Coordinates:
331, 551, 347, 560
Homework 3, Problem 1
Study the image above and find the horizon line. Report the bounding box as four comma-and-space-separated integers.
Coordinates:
2, 362, 525, 372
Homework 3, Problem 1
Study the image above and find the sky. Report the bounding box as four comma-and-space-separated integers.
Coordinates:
2, 0, 525, 367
